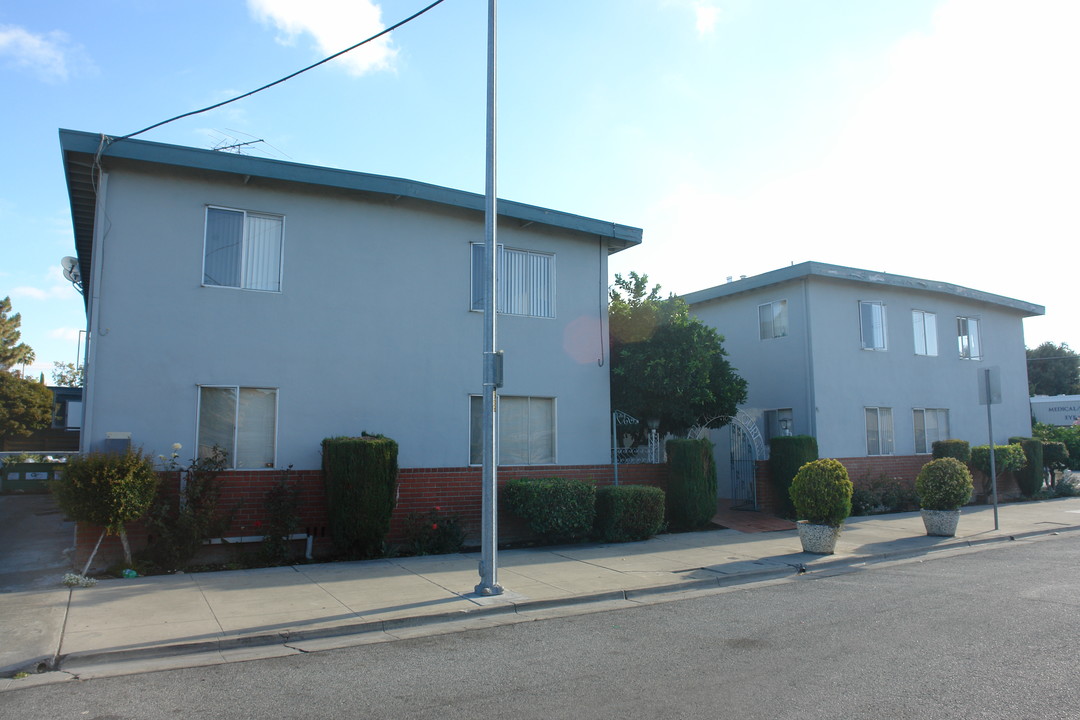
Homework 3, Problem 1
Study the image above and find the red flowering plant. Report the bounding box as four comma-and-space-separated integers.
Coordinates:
402, 506, 467, 556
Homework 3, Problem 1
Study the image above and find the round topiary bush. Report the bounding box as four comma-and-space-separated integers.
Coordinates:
788, 458, 853, 527
915, 457, 973, 511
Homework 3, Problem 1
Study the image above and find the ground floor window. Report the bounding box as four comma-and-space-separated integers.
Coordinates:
470, 395, 555, 465
865, 406, 894, 456
913, 408, 950, 454
198, 386, 277, 468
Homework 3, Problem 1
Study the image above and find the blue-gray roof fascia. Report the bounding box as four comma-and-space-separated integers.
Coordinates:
59, 129, 642, 248
682, 261, 1044, 317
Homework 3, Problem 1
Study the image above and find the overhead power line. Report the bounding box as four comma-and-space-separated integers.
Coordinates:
118, 0, 448, 142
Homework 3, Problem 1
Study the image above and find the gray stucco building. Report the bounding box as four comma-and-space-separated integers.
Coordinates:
684, 262, 1044, 495
60, 129, 641, 473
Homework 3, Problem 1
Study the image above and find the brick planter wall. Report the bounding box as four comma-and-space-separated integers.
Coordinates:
74, 463, 669, 572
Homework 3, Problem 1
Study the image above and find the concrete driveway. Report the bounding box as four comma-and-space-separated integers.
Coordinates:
0, 493, 75, 592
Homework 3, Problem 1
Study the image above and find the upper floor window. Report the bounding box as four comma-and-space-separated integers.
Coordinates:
471, 243, 555, 318
470, 395, 555, 465
204, 207, 283, 292
860, 301, 887, 351
957, 317, 982, 360
912, 310, 938, 356
865, 406, 894, 456
758, 300, 788, 340
913, 408, 950, 454
197, 386, 277, 469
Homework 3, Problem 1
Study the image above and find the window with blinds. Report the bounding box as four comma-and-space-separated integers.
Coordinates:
471, 243, 555, 318
204, 207, 283, 292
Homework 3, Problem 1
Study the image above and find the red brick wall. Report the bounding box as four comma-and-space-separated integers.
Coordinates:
74, 463, 669, 571
751, 454, 1018, 516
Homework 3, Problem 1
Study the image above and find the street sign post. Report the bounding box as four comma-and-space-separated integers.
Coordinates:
978, 366, 1002, 530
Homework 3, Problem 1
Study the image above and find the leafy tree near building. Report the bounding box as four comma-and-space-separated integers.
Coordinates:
609, 272, 747, 439
52, 361, 85, 388
0, 371, 53, 438
1027, 342, 1080, 396
0, 296, 35, 372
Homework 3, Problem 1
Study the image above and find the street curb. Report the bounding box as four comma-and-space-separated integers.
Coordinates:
44, 522, 1080, 675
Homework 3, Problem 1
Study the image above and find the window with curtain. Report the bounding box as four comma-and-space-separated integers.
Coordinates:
469, 395, 555, 465
913, 408, 950, 454
860, 301, 887, 350
865, 406, 894, 456
758, 300, 788, 339
957, 316, 982, 360
912, 310, 938, 356
204, 207, 283, 292
198, 386, 277, 468
470, 243, 555, 318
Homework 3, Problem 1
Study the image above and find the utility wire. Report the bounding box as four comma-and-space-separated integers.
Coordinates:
118, 0, 448, 142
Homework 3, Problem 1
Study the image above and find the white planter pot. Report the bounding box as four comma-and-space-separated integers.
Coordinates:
796, 521, 843, 554
921, 508, 960, 537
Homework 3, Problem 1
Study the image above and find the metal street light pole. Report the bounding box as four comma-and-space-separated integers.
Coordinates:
476, 0, 503, 597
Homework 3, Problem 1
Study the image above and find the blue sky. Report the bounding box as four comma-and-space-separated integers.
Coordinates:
2, 0, 1077, 381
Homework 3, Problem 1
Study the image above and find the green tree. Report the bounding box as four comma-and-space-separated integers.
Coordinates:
0, 296, 35, 372
0, 371, 53, 438
51, 361, 85, 387
1027, 342, 1080, 396
609, 272, 747, 438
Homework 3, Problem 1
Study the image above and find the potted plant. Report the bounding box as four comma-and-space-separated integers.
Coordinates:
915, 457, 973, 537
789, 458, 853, 554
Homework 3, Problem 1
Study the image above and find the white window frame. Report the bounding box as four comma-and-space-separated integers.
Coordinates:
913, 408, 950, 454
470, 243, 555, 319
469, 395, 557, 466
957, 316, 982, 360
196, 385, 278, 469
860, 301, 887, 351
203, 206, 284, 292
864, 406, 894, 456
912, 310, 938, 356
758, 300, 788, 340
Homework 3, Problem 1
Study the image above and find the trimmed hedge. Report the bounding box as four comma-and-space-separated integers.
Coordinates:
51, 448, 158, 535
665, 438, 717, 530
594, 485, 666, 543
932, 439, 971, 463
1009, 436, 1044, 498
504, 477, 596, 543
322, 434, 398, 558
970, 443, 1027, 495
769, 435, 818, 518
789, 458, 852, 527
915, 458, 973, 510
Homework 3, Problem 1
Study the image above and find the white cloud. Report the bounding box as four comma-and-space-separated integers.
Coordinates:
247, 0, 397, 77
0, 24, 89, 82
49, 327, 83, 342
694, 3, 722, 35
11, 266, 81, 302
630, 0, 1080, 344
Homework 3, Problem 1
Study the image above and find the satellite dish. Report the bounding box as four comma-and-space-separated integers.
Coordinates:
61, 256, 83, 293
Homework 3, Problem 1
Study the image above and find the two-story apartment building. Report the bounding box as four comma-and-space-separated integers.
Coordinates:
684, 262, 1044, 501
60, 129, 650, 559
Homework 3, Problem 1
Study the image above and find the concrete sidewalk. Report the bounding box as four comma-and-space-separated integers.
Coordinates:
4, 497, 1080, 687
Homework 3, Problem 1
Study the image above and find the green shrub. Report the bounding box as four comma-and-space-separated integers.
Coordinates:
849, 475, 918, 516
970, 443, 1027, 495
1033, 423, 1080, 471
789, 458, 852, 527
769, 435, 819, 518
403, 506, 467, 555
594, 485, 666, 543
915, 458, 974, 510
1008, 437, 1044, 498
141, 446, 232, 571
322, 434, 399, 558
665, 438, 717, 530
504, 477, 596, 543
51, 448, 159, 566
932, 439, 971, 463
260, 466, 301, 566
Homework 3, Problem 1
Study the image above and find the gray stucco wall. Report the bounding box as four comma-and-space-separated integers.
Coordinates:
690, 274, 1035, 461
82, 164, 613, 470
